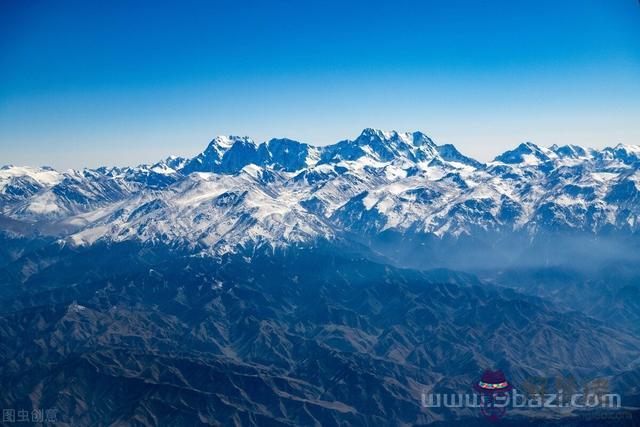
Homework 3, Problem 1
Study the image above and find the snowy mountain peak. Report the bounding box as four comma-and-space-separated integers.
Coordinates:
0, 165, 64, 197
162, 155, 188, 170
494, 141, 556, 165
605, 144, 640, 163
410, 131, 436, 147
436, 144, 484, 168
614, 142, 639, 150
359, 127, 385, 138
210, 135, 255, 149
265, 138, 313, 172
550, 144, 590, 159
356, 128, 435, 148
176, 129, 471, 175
181, 135, 260, 174
320, 128, 440, 164
200, 135, 257, 159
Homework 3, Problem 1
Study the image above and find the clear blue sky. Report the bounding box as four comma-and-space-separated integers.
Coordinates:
1, 0, 639, 169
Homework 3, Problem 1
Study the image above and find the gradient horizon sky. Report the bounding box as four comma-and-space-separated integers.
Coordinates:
1, 0, 639, 169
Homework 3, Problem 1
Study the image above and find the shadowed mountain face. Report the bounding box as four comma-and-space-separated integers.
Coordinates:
1, 130, 640, 425
0, 242, 639, 425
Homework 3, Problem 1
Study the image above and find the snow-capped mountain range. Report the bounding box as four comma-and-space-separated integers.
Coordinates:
3, 130, 640, 425
2, 128, 640, 258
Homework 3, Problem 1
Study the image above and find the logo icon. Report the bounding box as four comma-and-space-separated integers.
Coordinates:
474, 369, 512, 421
